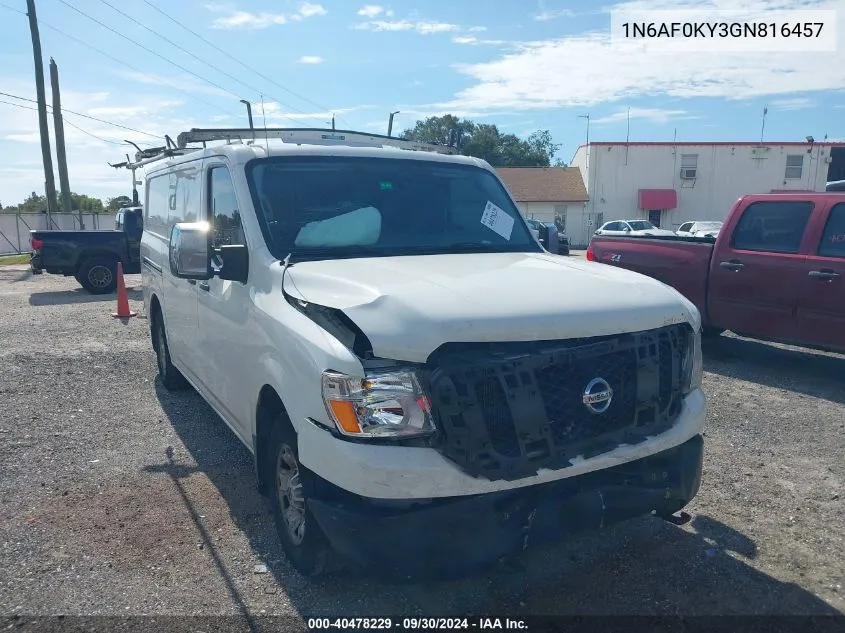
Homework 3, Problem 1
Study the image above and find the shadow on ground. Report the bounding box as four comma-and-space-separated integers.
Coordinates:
150, 382, 840, 619
29, 287, 142, 306
703, 334, 845, 405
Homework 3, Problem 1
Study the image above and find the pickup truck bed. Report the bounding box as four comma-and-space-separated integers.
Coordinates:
587, 193, 845, 353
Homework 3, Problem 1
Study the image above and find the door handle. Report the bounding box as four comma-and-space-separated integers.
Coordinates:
719, 261, 745, 271
198, 282, 210, 291
808, 269, 841, 281
186, 279, 196, 285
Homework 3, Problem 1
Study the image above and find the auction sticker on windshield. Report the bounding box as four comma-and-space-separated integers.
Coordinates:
481, 201, 514, 240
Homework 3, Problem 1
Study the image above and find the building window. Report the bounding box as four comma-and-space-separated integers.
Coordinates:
554, 205, 567, 232
785, 154, 804, 180
680, 154, 698, 179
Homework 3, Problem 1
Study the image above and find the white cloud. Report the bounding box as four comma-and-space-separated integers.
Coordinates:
452, 36, 508, 45
298, 55, 325, 64
468, 26, 487, 32
533, 9, 577, 20
770, 97, 815, 110
436, 0, 845, 112
532, 0, 576, 20
357, 5, 393, 17
207, 2, 326, 29
354, 19, 458, 34
292, 2, 327, 20
592, 107, 696, 125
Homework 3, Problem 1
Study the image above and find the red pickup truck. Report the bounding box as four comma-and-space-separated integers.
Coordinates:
586, 193, 845, 353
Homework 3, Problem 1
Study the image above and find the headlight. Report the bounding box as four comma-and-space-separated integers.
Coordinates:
682, 328, 703, 394
321, 369, 435, 439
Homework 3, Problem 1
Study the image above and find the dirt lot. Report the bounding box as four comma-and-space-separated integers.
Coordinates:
0, 267, 843, 619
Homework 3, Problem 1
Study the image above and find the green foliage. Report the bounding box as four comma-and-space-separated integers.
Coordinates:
1, 190, 106, 213
401, 115, 561, 167
106, 195, 133, 212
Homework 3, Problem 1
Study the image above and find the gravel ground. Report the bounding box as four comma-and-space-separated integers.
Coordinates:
0, 268, 843, 620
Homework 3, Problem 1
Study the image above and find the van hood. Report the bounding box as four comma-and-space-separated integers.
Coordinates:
284, 252, 700, 363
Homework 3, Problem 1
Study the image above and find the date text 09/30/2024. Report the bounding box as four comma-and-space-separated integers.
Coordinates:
307, 618, 528, 630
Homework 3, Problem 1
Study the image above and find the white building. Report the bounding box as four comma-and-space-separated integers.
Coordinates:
568, 141, 845, 247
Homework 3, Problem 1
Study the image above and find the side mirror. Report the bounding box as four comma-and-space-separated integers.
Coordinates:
217, 244, 249, 284
169, 222, 212, 280
624, 227, 631, 232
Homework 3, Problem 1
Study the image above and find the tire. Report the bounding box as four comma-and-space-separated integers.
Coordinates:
152, 312, 188, 391
269, 419, 332, 577
77, 256, 117, 294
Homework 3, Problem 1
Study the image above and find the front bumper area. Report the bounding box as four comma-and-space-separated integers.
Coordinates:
307, 434, 703, 579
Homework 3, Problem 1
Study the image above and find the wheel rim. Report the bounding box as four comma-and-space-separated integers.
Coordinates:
276, 444, 306, 545
88, 265, 113, 289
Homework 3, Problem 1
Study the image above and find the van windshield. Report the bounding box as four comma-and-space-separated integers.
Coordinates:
245, 156, 541, 261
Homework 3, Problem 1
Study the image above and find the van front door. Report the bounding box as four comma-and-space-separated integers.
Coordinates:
195, 162, 253, 443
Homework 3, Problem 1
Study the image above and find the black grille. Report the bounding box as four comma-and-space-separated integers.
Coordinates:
427, 324, 692, 481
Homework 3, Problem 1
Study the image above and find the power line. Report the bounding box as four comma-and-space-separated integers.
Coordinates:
0, 2, 23, 15
0, 91, 161, 139
1, 1, 237, 123
55, 0, 247, 104
0, 98, 123, 146
139, 0, 350, 126
95, 0, 319, 126
35, 17, 236, 118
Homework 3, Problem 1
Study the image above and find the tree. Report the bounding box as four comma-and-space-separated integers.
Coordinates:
1, 190, 106, 213
106, 195, 133, 212
402, 115, 560, 167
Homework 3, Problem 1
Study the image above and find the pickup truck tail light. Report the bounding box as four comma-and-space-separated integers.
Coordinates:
585, 244, 595, 261
30, 237, 43, 251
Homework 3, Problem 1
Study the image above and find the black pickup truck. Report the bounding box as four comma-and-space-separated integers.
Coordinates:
29, 206, 143, 294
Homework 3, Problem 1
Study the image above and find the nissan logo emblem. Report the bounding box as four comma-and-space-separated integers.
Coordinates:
583, 377, 613, 414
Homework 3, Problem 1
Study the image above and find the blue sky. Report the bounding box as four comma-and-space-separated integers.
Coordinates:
1, 0, 844, 204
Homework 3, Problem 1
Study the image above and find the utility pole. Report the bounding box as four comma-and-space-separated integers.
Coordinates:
387, 111, 400, 137
26, 0, 58, 226
50, 58, 75, 221
331, 114, 335, 130
760, 105, 768, 144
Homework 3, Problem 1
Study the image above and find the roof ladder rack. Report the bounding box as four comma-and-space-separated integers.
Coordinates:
175, 127, 459, 154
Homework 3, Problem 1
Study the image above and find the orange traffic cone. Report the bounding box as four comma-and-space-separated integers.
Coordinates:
112, 261, 136, 319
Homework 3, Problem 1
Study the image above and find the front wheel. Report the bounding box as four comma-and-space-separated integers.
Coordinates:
270, 420, 332, 577
152, 313, 188, 391
77, 256, 117, 294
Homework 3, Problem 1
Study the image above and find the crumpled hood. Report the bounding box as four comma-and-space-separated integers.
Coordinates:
284, 252, 700, 363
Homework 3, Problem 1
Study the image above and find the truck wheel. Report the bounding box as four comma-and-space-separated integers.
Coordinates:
152, 313, 188, 391
270, 419, 332, 577
78, 257, 117, 294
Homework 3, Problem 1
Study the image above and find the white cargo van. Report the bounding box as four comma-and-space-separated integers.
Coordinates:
135, 128, 706, 578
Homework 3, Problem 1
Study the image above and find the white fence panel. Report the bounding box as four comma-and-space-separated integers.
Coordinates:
0, 213, 110, 255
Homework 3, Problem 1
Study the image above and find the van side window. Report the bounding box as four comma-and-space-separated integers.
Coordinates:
208, 166, 245, 248
731, 201, 813, 254
169, 163, 202, 229
818, 203, 845, 258
145, 174, 170, 237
